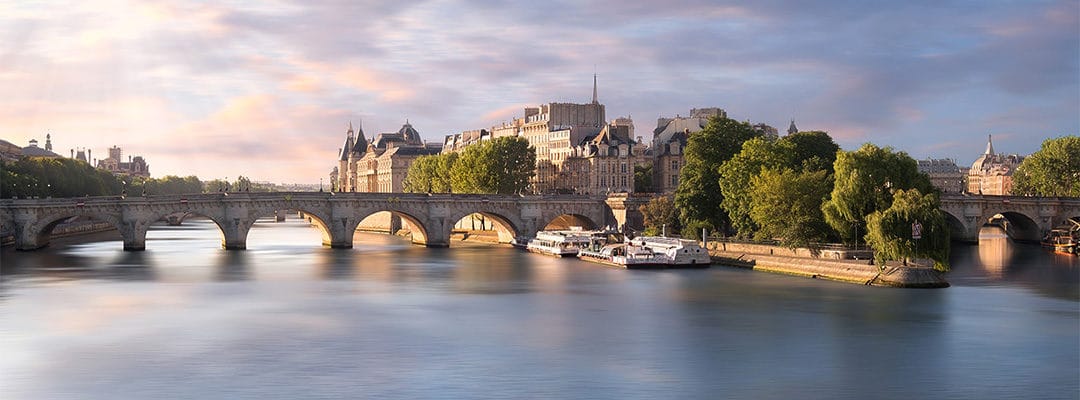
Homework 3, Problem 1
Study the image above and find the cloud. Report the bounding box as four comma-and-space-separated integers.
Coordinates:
0, 0, 1075, 184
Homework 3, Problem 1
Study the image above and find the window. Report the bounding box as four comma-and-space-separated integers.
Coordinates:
671, 160, 679, 170
670, 175, 678, 186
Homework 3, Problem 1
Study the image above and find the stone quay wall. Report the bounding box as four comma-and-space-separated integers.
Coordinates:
704, 241, 949, 288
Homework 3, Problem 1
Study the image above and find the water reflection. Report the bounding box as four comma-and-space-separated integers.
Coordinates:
216, 251, 250, 281
977, 236, 1015, 279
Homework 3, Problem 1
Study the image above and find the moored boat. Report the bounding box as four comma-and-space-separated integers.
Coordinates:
526, 230, 594, 257
579, 236, 711, 268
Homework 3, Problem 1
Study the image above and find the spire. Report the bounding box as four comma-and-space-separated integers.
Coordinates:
787, 119, 798, 136
45, 133, 52, 151
592, 73, 598, 104
984, 134, 994, 155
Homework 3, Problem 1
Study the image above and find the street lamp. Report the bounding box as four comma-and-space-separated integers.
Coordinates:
320, 178, 324, 192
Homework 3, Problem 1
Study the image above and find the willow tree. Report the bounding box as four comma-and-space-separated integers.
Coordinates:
865, 188, 950, 271
822, 144, 934, 246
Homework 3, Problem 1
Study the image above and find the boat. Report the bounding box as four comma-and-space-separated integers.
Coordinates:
578, 235, 711, 269
1041, 218, 1079, 255
526, 230, 595, 257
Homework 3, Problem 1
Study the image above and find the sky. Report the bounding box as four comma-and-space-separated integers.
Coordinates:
1, 0, 1077, 184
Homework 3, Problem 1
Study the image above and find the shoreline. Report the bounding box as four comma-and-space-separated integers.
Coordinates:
705, 241, 950, 288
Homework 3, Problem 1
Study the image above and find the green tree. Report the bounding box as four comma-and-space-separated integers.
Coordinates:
633, 164, 654, 193
674, 116, 762, 236
865, 188, 950, 271
639, 194, 680, 236
403, 154, 440, 193
1012, 135, 1080, 197
1, 157, 122, 198
822, 144, 935, 246
718, 138, 795, 237
451, 137, 535, 194
719, 131, 839, 238
749, 168, 833, 248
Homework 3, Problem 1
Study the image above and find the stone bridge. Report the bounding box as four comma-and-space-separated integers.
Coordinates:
0, 192, 622, 251
939, 194, 1080, 242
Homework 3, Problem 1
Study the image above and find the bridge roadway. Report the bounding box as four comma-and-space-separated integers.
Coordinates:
0, 192, 619, 251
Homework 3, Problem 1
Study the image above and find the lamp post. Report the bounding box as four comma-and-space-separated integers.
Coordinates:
320, 178, 324, 192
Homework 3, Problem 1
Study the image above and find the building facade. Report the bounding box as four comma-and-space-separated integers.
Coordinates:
333, 122, 442, 193
967, 135, 1024, 195
96, 145, 150, 177
917, 158, 965, 194
649, 108, 726, 193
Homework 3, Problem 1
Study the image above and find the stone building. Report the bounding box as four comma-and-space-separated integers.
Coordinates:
917, 158, 965, 194
649, 108, 726, 193
96, 145, 150, 177
967, 135, 1024, 195
333, 121, 442, 193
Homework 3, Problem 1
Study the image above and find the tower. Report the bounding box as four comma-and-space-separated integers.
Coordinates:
45, 134, 52, 151
787, 120, 798, 136
984, 134, 994, 155
592, 74, 598, 104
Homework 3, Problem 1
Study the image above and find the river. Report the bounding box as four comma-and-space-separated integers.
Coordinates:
1, 218, 1077, 399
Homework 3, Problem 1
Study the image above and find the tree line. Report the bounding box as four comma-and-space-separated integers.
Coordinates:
1, 157, 204, 197
402, 136, 536, 195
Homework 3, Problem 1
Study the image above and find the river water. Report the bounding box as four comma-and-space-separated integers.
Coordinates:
1, 218, 1077, 400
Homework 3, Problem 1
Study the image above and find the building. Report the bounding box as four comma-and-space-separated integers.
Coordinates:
96, 145, 150, 177
649, 108, 726, 193
333, 121, 442, 193
19, 134, 63, 158
917, 158, 965, 194
967, 135, 1024, 195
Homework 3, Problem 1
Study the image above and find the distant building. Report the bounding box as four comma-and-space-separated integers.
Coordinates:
19, 134, 63, 158
334, 121, 442, 193
96, 145, 150, 177
917, 158, 965, 194
753, 123, 780, 140
787, 120, 799, 136
649, 108, 725, 193
967, 135, 1024, 195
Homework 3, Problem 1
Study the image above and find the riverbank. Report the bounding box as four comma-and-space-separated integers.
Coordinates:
705, 241, 949, 288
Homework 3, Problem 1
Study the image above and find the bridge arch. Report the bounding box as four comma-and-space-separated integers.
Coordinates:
988, 211, 1042, 242
249, 205, 335, 248
445, 210, 521, 245
145, 209, 231, 250
941, 210, 970, 243
541, 213, 601, 231
354, 208, 431, 247
21, 210, 125, 251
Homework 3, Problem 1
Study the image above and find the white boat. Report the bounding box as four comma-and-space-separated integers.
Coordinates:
526, 230, 595, 257
579, 236, 711, 268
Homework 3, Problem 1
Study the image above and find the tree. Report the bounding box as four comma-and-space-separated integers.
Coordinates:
1012, 136, 1080, 197
639, 194, 680, 236
865, 188, 950, 271
451, 136, 535, 194
718, 138, 795, 237
821, 144, 935, 245
719, 131, 840, 238
402, 155, 439, 193
633, 164, 654, 193
674, 116, 762, 236
749, 168, 833, 249
1, 157, 122, 198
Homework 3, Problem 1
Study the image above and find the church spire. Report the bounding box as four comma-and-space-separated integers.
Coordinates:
592, 73, 598, 104
984, 134, 994, 155
787, 119, 798, 136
